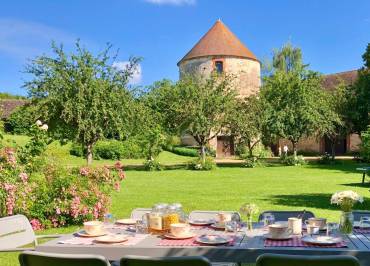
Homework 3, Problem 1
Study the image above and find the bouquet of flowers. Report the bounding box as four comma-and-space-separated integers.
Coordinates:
331, 190, 363, 234
240, 203, 259, 230
330, 190, 363, 212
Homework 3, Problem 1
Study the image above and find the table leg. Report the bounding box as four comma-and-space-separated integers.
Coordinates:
362, 172, 366, 185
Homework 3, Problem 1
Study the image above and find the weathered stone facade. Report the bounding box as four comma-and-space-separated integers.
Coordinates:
179, 56, 261, 97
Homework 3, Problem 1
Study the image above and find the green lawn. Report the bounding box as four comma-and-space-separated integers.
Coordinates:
2, 159, 370, 265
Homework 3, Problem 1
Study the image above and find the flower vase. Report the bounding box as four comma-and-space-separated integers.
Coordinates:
339, 211, 354, 234
247, 216, 253, 231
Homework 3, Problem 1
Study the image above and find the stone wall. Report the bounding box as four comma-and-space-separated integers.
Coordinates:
179, 56, 261, 97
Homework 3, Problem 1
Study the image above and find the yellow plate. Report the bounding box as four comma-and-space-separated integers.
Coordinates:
76, 230, 108, 237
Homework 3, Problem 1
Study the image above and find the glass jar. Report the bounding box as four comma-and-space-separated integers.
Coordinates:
148, 204, 166, 234
339, 211, 354, 234
173, 203, 188, 223
163, 205, 180, 231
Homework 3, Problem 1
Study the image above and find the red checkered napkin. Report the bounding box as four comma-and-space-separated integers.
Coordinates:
264, 236, 347, 248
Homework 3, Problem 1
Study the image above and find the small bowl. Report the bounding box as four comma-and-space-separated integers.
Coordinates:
84, 221, 104, 235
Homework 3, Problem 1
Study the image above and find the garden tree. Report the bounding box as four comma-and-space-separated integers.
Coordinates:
323, 83, 352, 160
262, 70, 334, 158
25, 41, 140, 165
171, 73, 237, 163
272, 42, 306, 73
230, 95, 267, 158
348, 43, 370, 135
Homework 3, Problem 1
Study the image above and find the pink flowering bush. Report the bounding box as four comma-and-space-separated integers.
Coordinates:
0, 146, 126, 230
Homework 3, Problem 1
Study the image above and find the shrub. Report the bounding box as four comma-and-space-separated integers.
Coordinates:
171, 146, 199, 157
4, 104, 37, 135
188, 156, 216, 171
244, 156, 261, 168
318, 152, 335, 164
279, 154, 306, 166
360, 127, 370, 162
143, 158, 162, 171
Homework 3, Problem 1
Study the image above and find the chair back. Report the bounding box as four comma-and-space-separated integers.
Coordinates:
189, 210, 241, 222
258, 210, 315, 222
130, 208, 152, 220
353, 210, 370, 221
120, 255, 211, 266
0, 215, 36, 250
19, 251, 110, 266
256, 253, 360, 266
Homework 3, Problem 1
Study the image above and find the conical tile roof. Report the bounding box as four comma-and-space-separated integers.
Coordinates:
178, 20, 258, 65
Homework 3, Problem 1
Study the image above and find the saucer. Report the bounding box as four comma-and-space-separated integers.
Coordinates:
189, 220, 213, 226
196, 234, 232, 245
94, 234, 129, 243
164, 233, 196, 239
76, 230, 108, 237
265, 233, 292, 240
301, 235, 342, 245
116, 219, 137, 225
210, 223, 226, 230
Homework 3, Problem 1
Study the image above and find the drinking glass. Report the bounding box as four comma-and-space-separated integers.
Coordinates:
262, 213, 275, 226
103, 213, 116, 225
225, 221, 238, 233
326, 222, 339, 236
135, 220, 148, 234
359, 216, 370, 229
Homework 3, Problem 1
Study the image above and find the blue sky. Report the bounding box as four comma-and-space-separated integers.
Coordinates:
0, 0, 369, 95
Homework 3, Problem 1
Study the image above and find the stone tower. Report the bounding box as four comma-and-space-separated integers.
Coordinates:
178, 20, 261, 157
178, 19, 261, 98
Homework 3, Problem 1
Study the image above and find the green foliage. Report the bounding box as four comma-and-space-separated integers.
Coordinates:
0, 93, 26, 99
348, 43, 370, 134
143, 158, 162, 171
25, 41, 140, 165
70, 139, 144, 160
165, 146, 199, 157
279, 154, 306, 166
4, 104, 38, 134
262, 43, 336, 156
360, 126, 370, 162
188, 156, 216, 171
243, 156, 261, 168
272, 42, 306, 73
318, 152, 336, 165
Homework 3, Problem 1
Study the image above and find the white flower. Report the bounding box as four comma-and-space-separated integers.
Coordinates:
331, 190, 363, 206
240, 203, 259, 216
35, 120, 43, 126
40, 124, 48, 131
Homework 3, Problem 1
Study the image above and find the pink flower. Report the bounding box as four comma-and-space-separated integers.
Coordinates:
114, 161, 123, 170
79, 167, 89, 176
56, 207, 61, 215
19, 172, 29, 183
113, 181, 120, 191
118, 170, 125, 180
30, 219, 43, 230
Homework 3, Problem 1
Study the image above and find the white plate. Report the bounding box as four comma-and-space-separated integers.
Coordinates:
116, 219, 137, 225
164, 233, 196, 239
189, 220, 213, 226
76, 230, 108, 237
94, 234, 129, 243
210, 223, 226, 230
301, 235, 343, 245
264, 233, 293, 240
195, 235, 232, 245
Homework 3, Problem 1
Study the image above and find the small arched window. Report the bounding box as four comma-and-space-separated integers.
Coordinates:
215, 61, 223, 73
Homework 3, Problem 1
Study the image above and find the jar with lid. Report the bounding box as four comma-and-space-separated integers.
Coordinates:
163, 205, 180, 231
172, 203, 188, 223
148, 203, 166, 234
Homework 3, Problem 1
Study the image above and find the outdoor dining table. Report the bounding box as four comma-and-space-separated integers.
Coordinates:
36, 223, 370, 266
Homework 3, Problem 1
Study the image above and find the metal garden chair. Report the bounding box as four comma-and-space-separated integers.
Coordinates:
353, 210, 370, 221
120, 255, 211, 266
19, 251, 111, 266
258, 210, 315, 223
256, 253, 360, 266
0, 214, 63, 252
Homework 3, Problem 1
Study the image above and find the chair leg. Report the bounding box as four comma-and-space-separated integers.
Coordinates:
362, 173, 365, 184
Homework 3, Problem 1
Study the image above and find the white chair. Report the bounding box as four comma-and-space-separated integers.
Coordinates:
353, 210, 370, 221
189, 210, 241, 222
130, 208, 151, 220
0, 215, 63, 252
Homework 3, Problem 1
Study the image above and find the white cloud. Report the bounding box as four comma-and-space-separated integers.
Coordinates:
0, 18, 76, 60
144, 0, 196, 6
113, 61, 142, 85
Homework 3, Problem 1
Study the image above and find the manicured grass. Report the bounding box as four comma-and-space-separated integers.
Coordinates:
1, 135, 369, 265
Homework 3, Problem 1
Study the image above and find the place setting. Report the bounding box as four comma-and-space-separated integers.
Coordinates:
263, 217, 347, 248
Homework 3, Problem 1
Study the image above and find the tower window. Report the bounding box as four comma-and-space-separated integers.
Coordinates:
215, 61, 223, 73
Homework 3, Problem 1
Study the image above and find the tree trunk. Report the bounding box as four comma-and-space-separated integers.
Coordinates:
86, 143, 93, 166
331, 141, 336, 161
247, 141, 253, 158
292, 141, 297, 158
200, 145, 206, 164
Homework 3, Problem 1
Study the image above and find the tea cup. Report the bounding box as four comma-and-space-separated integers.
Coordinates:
268, 223, 292, 238
288, 217, 302, 235
170, 223, 190, 237
217, 212, 232, 225
306, 225, 320, 235
306, 218, 327, 230
84, 221, 104, 235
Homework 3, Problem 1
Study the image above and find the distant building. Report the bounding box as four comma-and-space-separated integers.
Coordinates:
178, 19, 260, 157
178, 20, 361, 157
0, 99, 27, 119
